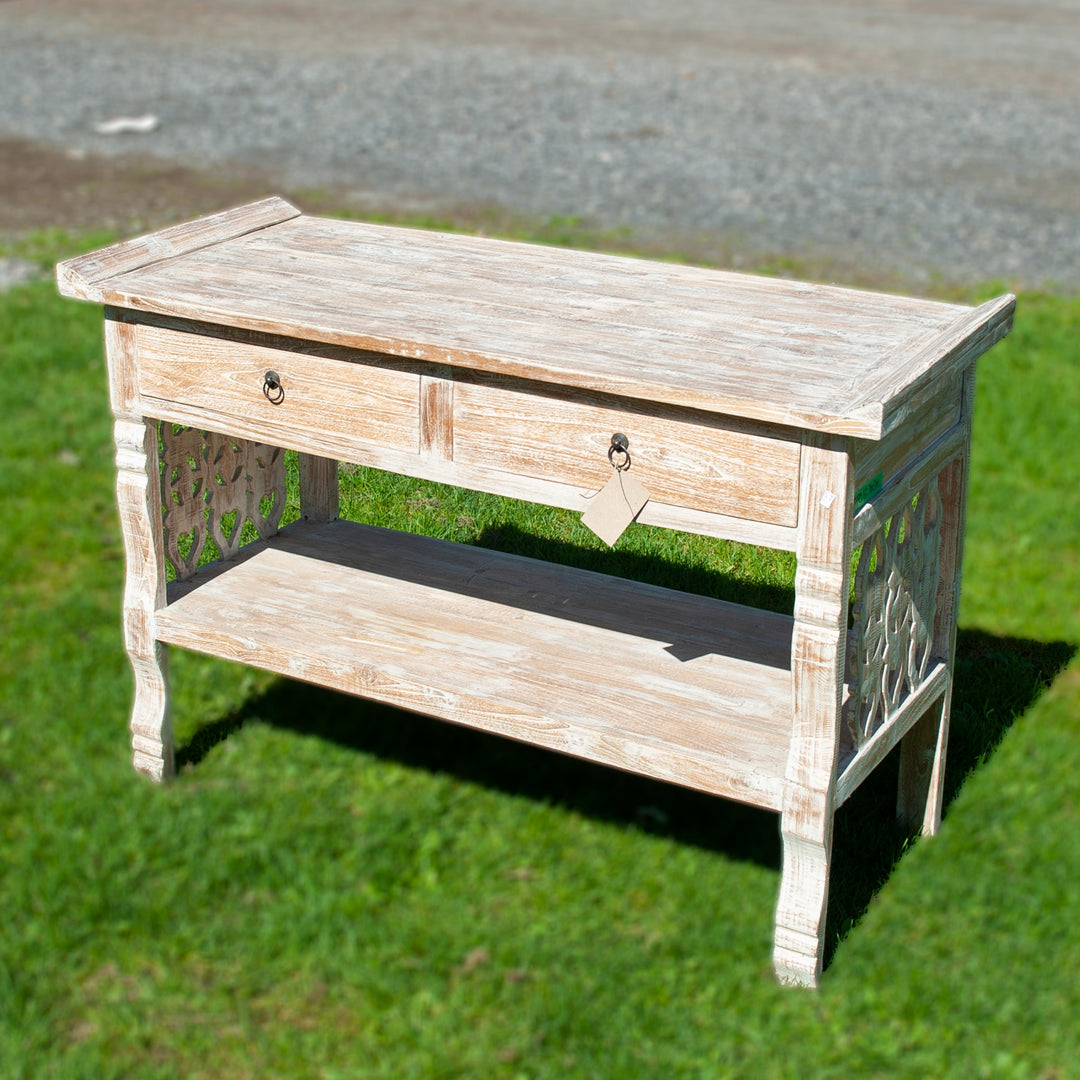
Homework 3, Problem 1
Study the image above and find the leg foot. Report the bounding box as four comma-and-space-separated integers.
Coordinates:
773, 809, 832, 988
897, 689, 949, 835
129, 641, 174, 780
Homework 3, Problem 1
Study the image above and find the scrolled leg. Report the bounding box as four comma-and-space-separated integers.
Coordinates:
775, 786, 833, 987
115, 418, 174, 780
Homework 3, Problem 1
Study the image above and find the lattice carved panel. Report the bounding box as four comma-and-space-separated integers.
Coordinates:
844, 478, 942, 752
160, 425, 285, 580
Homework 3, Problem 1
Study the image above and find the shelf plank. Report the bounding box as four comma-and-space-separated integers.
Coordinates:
156, 521, 795, 808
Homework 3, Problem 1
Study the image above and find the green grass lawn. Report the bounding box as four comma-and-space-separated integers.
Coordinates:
1, 227, 1078, 1079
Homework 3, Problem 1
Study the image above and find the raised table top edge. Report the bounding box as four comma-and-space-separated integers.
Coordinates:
56, 196, 301, 300
60, 201, 1014, 440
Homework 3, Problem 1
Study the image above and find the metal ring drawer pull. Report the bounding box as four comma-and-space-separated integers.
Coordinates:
262, 370, 285, 405
608, 431, 631, 470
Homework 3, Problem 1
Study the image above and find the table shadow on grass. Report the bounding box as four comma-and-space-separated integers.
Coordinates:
177, 524, 795, 871
824, 628, 1074, 964
173, 525, 1073, 973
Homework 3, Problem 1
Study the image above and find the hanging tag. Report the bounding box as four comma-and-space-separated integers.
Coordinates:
581, 468, 651, 547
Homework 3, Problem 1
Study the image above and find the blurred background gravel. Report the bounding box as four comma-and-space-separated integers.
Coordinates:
1, 0, 1077, 290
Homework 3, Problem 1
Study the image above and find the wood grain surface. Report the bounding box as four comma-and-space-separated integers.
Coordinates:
158, 519, 796, 808
64, 205, 1008, 988
57, 196, 299, 300
453, 371, 801, 526
58, 207, 1015, 438
135, 322, 423, 456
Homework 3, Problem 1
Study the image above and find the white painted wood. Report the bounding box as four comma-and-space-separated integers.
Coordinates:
57, 207, 1014, 437
835, 662, 949, 805
57, 205, 1014, 989
158, 520, 795, 808
298, 454, 339, 523
845, 477, 943, 749
774, 435, 852, 988
105, 311, 174, 777
103, 309, 141, 416
126, 313, 801, 547
852, 423, 967, 546
852, 368, 960, 493
873, 295, 1014, 437
453, 372, 801, 526
897, 364, 978, 834
895, 689, 951, 834
127, 387, 802, 549
114, 418, 174, 779
134, 322, 422, 456
57, 197, 299, 300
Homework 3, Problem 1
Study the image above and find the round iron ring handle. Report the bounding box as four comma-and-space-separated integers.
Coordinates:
262, 370, 285, 405
608, 431, 631, 470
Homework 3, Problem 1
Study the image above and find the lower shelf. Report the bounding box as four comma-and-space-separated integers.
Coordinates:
156, 520, 796, 808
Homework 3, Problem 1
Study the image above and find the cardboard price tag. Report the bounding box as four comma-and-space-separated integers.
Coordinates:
581, 469, 651, 547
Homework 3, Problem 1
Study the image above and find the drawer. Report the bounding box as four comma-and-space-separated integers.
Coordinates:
453, 373, 801, 526
134, 323, 421, 456
853, 369, 962, 495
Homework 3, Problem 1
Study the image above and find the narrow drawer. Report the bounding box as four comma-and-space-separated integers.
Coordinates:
853, 369, 962, 496
453, 373, 801, 526
134, 323, 421, 456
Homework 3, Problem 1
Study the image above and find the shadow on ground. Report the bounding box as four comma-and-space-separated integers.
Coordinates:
174, 529, 1074, 970
824, 627, 1075, 960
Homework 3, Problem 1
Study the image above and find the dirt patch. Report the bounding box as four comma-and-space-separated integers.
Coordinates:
0, 136, 286, 238
0, 135, 925, 295
0, 135, 552, 245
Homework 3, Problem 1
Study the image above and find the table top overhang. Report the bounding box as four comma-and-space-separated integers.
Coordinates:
57, 197, 1014, 440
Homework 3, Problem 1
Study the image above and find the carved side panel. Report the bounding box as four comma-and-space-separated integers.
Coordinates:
843, 478, 942, 754
160, 426, 286, 579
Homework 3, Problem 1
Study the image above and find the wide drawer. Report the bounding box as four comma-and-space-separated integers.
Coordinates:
134, 323, 422, 458
453, 372, 802, 526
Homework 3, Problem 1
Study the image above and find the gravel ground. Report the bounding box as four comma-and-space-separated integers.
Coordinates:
1, 0, 1078, 290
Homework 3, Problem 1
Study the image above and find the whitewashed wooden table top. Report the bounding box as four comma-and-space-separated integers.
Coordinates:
58, 198, 1014, 439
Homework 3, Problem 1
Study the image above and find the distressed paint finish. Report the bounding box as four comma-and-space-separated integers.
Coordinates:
774, 435, 852, 988
299, 453, 339, 524
59, 203, 1015, 438
157, 520, 796, 809
134, 321, 423, 457
452, 372, 802, 526
159, 427, 286, 579
106, 310, 174, 780
114, 417, 173, 779
897, 364, 978, 834
59, 196, 300, 301
845, 478, 942, 749
58, 206, 1014, 988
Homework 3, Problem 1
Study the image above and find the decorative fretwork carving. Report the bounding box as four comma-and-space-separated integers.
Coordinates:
160, 425, 285, 579
844, 478, 942, 752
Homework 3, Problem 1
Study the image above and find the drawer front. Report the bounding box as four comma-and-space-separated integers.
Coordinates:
853, 369, 962, 493
453, 374, 801, 526
134, 324, 421, 455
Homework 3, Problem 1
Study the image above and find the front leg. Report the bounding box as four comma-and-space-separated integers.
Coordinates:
774, 437, 852, 987
115, 418, 173, 780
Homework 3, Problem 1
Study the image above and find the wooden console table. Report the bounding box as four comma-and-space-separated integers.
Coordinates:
57, 198, 1014, 987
